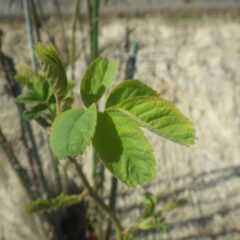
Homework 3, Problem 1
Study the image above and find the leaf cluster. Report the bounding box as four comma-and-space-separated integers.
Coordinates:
15, 47, 73, 122
17, 44, 195, 188
27, 193, 85, 213
126, 193, 188, 236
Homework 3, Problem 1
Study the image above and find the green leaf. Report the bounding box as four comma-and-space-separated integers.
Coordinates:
135, 215, 168, 233
143, 192, 157, 218
123, 234, 134, 240
80, 57, 118, 107
61, 96, 74, 112
135, 216, 156, 231
106, 80, 158, 108
155, 218, 169, 234
30, 75, 51, 100
23, 104, 48, 121
163, 198, 188, 212
14, 64, 36, 84
17, 76, 53, 106
50, 104, 97, 159
17, 91, 44, 104
34, 43, 68, 97
112, 96, 195, 145
15, 65, 53, 104
27, 193, 85, 213
92, 110, 156, 187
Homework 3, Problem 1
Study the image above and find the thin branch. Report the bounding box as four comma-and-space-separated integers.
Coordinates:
77, 4, 88, 65
70, 157, 123, 240
1, 50, 49, 198
25, 119, 50, 198
23, 0, 37, 70
0, 128, 52, 240
35, 117, 51, 129
52, 0, 69, 63
106, 176, 118, 240
87, 2, 105, 233
107, 39, 139, 240
34, 0, 56, 45
125, 41, 139, 79
20, 117, 41, 197
86, 0, 93, 62
45, 134, 62, 195
55, 94, 61, 116
90, 0, 99, 60
0, 129, 35, 200
30, 0, 42, 42
86, 0, 92, 46
70, 0, 80, 81
23, 0, 50, 197
0, 51, 37, 195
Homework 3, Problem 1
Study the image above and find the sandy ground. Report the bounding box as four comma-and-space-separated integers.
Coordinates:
0, 14, 240, 239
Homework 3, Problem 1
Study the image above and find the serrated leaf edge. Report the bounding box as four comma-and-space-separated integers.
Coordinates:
108, 96, 195, 146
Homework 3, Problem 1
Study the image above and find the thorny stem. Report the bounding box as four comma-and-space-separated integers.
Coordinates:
70, 157, 124, 240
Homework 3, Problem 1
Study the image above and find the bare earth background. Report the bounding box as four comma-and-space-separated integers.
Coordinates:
0, 13, 240, 240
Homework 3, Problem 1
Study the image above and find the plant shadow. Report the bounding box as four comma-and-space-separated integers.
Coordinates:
117, 164, 240, 239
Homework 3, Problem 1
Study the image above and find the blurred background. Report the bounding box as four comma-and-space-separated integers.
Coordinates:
0, 0, 240, 239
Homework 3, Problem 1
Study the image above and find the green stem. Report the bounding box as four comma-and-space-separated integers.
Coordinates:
70, 158, 123, 240
90, 0, 99, 60
70, 0, 80, 80
96, 162, 105, 239
55, 95, 61, 116
35, 0, 55, 45
86, 0, 92, 61
87, 0, 100, 189
92, 149, 98, 190
30, 0, 42, 42
125, 41, 139, 79
77, 3, 88, 65
106, 176, 118, 240
23, 0, 50, 198
23, 0, 37, 70
107, 40, 139, 239
88, 2, 106, 238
